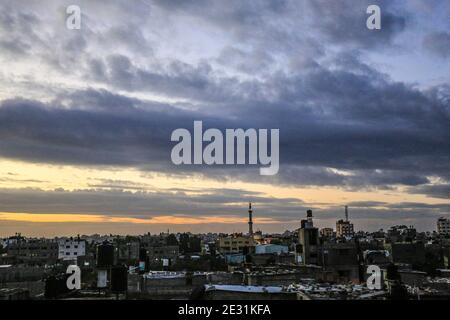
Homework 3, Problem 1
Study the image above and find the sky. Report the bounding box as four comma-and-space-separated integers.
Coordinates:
0, 0, 449, 237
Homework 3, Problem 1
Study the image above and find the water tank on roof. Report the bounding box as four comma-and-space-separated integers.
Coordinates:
97, 241, 114, 268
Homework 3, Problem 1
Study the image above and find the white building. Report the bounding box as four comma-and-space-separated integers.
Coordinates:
58, 238, 86, 261
437, 217, 450, 236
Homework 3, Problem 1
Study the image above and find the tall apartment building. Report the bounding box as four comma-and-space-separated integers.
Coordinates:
320, 228, 334, 238
437, 217, 450, 236
336, 220, 354, 238
336, 206, 354, 238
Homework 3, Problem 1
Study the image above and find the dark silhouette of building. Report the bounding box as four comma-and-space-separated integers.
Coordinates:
298, 210, 319, 265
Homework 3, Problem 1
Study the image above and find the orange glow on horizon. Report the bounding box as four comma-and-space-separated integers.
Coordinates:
0, 212, 283, 225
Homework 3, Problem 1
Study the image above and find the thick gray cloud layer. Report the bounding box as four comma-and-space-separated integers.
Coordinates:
0, 65, 448, 189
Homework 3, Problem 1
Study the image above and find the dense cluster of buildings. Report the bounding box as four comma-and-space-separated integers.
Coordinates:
2, 203, 450, 300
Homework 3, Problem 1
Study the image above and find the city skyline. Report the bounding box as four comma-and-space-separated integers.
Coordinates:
0, 1, 449, 237
0, 203, 445, 238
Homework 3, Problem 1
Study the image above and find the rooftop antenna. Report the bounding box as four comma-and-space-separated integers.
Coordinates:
345, 205, 349, 222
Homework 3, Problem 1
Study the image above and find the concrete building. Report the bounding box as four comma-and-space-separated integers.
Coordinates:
201, 242, 216, 255
336, 220, 354, 238
385, 242, 426, 267
137, 271, 208, 299
336, 206, 354, 238
250, 253, 295, 265
117, 241, 140, 262
363, 250, 390, 266
321, 242, 360, 283
58, 238, 86, 261
298, 210, 320, 265
252, 231, 263, 244
217, 235, 254, 254
438, 217, 450, 236
1, 234, 24, 248
320, 228, 334, 238
387, 225, 416, 243
142, 245, 179, 265
7, 239, 58, 265
0, 265, 40, 281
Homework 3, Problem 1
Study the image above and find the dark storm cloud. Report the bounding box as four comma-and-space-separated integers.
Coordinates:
0, 97, 197, 167
408, 184, 450, 200
316, 202, 450, 223
0, 0, 448, 203
85, 54, 254, 104
0, 55, 449, 190
343, 201, 450, 212
277, 169, 430, 189
63, 88, 140, 111
0, 187, 305, 220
